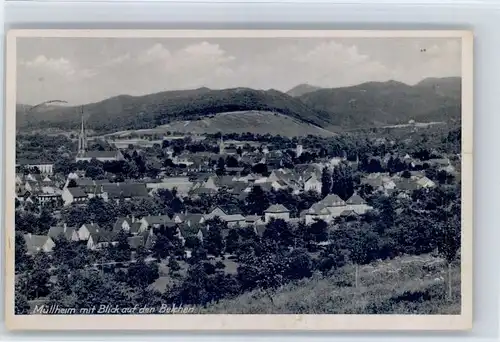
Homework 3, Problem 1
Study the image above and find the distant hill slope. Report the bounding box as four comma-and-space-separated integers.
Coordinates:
155, 111, 335, 137
297, 77, 461, 128
286, 84, 322, 97
414, 77, 461, 99
17, 77, 461, 133
17, 88, 333, 133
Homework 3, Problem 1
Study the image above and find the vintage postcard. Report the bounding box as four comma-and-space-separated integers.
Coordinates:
5, 29, 473, 331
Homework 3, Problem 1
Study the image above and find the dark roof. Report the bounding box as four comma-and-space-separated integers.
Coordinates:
89, 230, 117, 244
81, 151, 120, 159
396, 179, 419, 191
346, 194, 366, 205
82, 223, 102, 235
67, 187, 88, 198
143, 215, 175, 227
128, 236, 144, 249
265, 204, 290, 213
185, 213, 204, 226
102, 183, 149, 198
113, 217, 133, 232
48, 226, 65, 240
321, 194, 345, 207
130, 222, 142, 234
340, 210, 357, 217
23, 234, 52, 253
17, 159, 53, 166
245, 215, 262, 223
178, 223, 201, 237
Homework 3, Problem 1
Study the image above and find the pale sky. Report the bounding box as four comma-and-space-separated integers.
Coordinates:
16, 37, 462, 106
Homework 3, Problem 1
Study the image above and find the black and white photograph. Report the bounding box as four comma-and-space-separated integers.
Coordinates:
5, 30, 473, 331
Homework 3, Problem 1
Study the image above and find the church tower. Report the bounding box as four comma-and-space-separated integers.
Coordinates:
77, 106, 87, 156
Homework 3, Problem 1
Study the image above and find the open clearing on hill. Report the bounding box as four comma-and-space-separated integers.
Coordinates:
156, 111, 336, 137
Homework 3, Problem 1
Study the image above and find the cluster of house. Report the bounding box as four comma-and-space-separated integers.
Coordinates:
15, 152, 456, 210
302, 193, 373, 225
22, 203, 294, 255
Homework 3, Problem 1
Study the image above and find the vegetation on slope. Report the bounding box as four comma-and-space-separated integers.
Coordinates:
204, 255, 461, 314
17, 88, 333, 133
298, 78, 461, 128
286, 83, 323, 97
16, 77, 461, 134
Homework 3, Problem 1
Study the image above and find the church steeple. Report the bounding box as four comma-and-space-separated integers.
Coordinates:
78, 106, 87, 156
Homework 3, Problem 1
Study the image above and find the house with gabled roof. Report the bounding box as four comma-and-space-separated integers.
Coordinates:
304, 173, 322, 193
101, 183, 149, 203
48, 224, 79, 242
345, 193, 373, 215
62, 186, 88, 206
23, 233, 55, 254
78, 223, 102, 241
264, 204, 290, 223
139, 215, 176, 233
112, 217, 134, 233
87, 230, 118, 250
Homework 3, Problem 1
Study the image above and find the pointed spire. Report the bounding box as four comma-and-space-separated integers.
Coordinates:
78, 106, 87, 155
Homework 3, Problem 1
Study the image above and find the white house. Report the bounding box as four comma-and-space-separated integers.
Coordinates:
304, 173, 322, 193
264, 204, 290, 223
78, 223, 102, 241
48, 224, 79, 242
23, 234, 55, 254
87, 231, 117, 250
62, 186, 88, 206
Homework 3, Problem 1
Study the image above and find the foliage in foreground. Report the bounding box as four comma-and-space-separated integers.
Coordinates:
202, 255, 461, 315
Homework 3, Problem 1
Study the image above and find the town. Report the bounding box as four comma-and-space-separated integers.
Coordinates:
14, 112, 462, 314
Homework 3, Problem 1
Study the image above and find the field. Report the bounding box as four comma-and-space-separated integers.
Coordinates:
156, 111, 336, 137
202, 254, 461, 314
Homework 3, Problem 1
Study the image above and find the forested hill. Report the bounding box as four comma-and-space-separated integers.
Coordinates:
296, 77, 461, 128
17, 88, 333, 133
16, 77, 461, 133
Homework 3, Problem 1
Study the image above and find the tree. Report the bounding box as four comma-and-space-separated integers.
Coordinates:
331, 162, 355, 201
321, 167, 332, 197
20, 255, 50, 299
308, 219, 328, 243
285, 248, 312, 280
168, 257, 181, 276
67, 179, 78, 188
184, 235, 201, 250
437, 213, 461, 301
85, 165, 105, 179
263, 219, 293, 247
15, 231, 32, 272
204, 218, 225, 257
348, 224, 381, 289
128, 258, 159, 288
152, 225, 181, 260
216, 157, 226, 176
114, 230, 131, 262
401, 170, 412, 179
224, 229, 240, 254
14, 285, 30, 314
245, 185, 270, 215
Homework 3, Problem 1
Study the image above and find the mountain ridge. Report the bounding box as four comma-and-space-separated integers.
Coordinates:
17, 77, 461, 134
